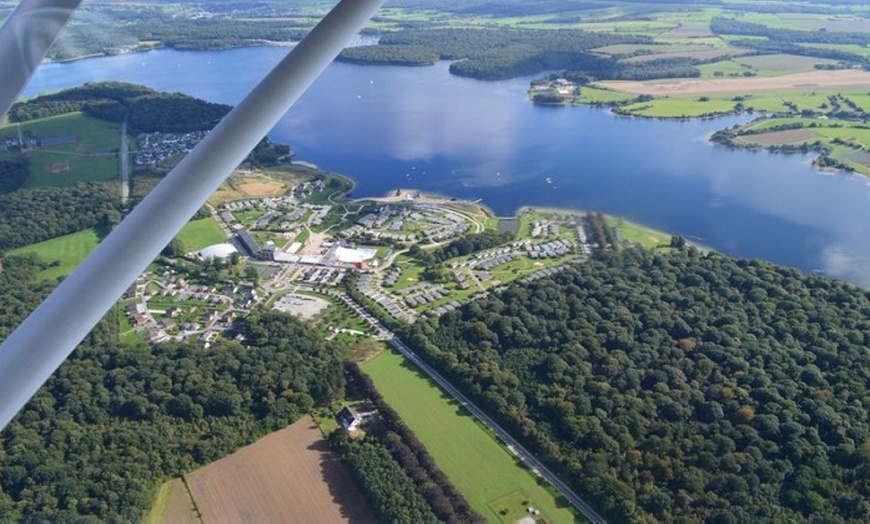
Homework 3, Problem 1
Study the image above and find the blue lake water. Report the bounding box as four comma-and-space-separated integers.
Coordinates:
21, 47, 870, 286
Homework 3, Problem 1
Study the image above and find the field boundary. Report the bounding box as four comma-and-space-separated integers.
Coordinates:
597, 69, 870, 96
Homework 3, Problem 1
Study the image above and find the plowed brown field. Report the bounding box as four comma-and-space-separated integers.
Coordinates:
597, 69, 870, 96
176, 417, 376, 523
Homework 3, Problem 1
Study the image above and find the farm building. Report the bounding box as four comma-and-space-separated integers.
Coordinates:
337, 406, 362, 431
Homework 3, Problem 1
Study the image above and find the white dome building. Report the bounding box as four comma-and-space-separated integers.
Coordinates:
335, 246, 377, 264
198, 243, 239, 260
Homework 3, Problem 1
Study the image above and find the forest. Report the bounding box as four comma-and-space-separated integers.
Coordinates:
410, 229, 516, 266
0, 183, 121, 251
711, 18, 870, 65
10, 82, 232, 134
338, 28, 653, 80
0, 158, 28, 195
341, 27, 705, 81
711, 17, 870, 46
404, 248, 870, 522
45, 9, 308, 61
0, 283, 348, 521
329, 432, 440, 523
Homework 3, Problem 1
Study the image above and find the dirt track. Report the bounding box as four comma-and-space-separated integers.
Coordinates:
596, 69, 870, 96
182, 417, 376, 524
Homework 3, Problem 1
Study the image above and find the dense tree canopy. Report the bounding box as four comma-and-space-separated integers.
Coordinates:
411, 229, 515, 266
338, 28, 651, 80
0, 292, 346, 520
0, 158, 28, 194
11, 82, 231, 133
710, 17, 870, 65
344, 362, 483, 523
46, 10, 307, 61
0, 183, 121, 250
406, 248, 870, 522
330, 432, 440, 523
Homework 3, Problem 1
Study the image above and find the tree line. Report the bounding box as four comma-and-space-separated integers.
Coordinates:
329, 432, 441, 523
0, 182, 121, 251
45, 8, 308, 61
711, 17, 870, 66
711, 17, 870, 46
0, 158, 28, 194
410, 229, 516, 266
10, 82, 232, 134
338, 28, 651, 80
0, 300, 347, 521
403, 248, 870, 522
343, 361, 484, 523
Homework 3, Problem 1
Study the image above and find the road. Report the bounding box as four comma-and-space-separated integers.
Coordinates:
387, 335, 607, 524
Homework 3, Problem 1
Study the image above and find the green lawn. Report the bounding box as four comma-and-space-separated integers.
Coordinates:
606, 89, 864, 119
736, 117, 870, 176
363, 348, 576, 523
579, 86, 637, 105
7, 228, 100, 280
176, 217, 226, 252
0, 112, 122, 187
619, 97, 737, 118
605, 215, 674, 249
389, 254, 425, 290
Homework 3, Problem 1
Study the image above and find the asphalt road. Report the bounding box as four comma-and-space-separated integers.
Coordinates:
388, 336, 607, 524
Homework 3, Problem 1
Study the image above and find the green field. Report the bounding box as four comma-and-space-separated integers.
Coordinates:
175, 217, 226, 252
618, 97, 737, 118
388, 254, 425, 290
8, 228, 101, 280
0, 112, 122, 187
579, 86, 636, 105
363, 348, 576, 523
603, 89, 870, 119
605, 216, 674, 249
295, 290, 372, 336
736, 117, 870, 175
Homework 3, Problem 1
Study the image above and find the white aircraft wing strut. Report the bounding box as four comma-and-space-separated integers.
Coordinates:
0, 0, 386, 430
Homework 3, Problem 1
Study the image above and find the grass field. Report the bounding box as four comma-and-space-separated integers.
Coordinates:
598, 88, 870, 119
145, 479, 197, 524
389, 254, 425, 290
0, 112, 121, 187
618, 97, 737, 118
208, 170, 297, 205
153, 417, 376, 523
7, 228, 100, 280
579, 86, 636, 105
176, 217, 226, 253
294, 290, 371, 336
735, 117, 870, 175
363, 348, 576, 523
605, 215, 674, 249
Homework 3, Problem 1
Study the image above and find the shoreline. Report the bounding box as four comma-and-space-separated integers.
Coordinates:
315, 176, 684, 250
357, 188, 496, 216
42, 41, 303, 65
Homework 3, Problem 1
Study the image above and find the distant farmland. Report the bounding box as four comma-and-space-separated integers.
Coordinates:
598, 69, 870, 96
155, 417, 376, 524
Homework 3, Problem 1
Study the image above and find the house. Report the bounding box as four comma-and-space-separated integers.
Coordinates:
337, 406, 362, 431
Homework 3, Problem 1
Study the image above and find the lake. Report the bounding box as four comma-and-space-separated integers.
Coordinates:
21, 47, 870, 286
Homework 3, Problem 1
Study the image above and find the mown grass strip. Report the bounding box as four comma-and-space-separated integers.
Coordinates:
363, 347, 576, 523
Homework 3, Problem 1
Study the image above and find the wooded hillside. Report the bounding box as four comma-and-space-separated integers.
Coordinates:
406, 248, 870, 521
